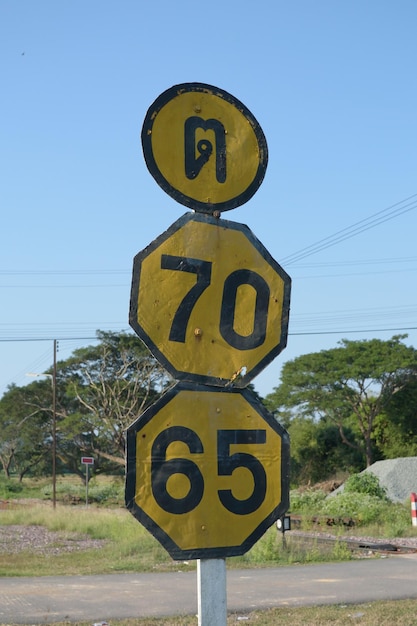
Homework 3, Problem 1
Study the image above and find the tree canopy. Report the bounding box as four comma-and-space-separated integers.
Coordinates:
0, 331, 171, 481
2, 332, 417, 488
265, 335, 417, 470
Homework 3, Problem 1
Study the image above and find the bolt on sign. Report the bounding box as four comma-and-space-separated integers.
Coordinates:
141, 83, 268, 214
127, 82, 291, 560
125, 382, 290, 560
129, 211, 291, 388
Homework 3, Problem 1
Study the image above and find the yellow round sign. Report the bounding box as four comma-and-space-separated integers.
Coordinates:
141, 83, 268, 213
125, 383, 290, 560
129, 212, 291, 388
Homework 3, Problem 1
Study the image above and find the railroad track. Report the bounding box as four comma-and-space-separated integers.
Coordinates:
288, 531, 417, 555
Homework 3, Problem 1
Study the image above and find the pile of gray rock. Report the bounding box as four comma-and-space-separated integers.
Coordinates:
333, 457, 417, 503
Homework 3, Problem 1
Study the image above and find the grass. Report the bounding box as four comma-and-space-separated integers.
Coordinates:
0, 501, 359, 577
0, 504, 349, 577
2, 474, 417, 577
0, 473, 125, 505
2, 477, 417, 624
2, 600, 417, 625
0, 504, 186, 576
291, 485, 417, 538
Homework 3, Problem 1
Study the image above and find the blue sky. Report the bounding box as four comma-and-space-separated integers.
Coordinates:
1, 1, 417, 399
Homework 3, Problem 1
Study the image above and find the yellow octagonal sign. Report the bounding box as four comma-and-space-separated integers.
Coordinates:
141, 82, 268, 213
125, 383, 290, 560
129, 212, 291, 387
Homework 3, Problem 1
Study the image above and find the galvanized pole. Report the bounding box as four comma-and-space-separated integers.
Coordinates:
85, 463, 89, 507
197, 558, 227, 626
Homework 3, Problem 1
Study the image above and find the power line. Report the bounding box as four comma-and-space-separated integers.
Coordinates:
1, 260, 417, 287
0, 269, 129, 275
1, 194, 417, 279
0, 284, 128, 289
291, 327, 417, 336
2, 256, 417, 275
291, 256, 417, 268
280, 193, 417, 265
0, 328, 416, 343
0, 337, 99, 342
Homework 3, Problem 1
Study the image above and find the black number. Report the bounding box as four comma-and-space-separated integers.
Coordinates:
217, 429, 267, 515
151, 426, 204, 514
161, 255, 212, 343
161, 256, 270, 351
151, 426, 268, 515
220, 269, 270, 350
184, 116, 226, 183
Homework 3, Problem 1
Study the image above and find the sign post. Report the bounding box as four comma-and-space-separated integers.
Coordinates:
81, 457, 94, 507
198, 559, 226, 625
126, 82, 291, 625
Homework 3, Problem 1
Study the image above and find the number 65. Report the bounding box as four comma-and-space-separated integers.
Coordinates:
151, 426, 267, 515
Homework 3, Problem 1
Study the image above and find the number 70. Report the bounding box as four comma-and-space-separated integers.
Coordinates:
161, 254, 270, 351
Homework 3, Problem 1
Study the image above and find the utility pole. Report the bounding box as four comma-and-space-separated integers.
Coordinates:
52, 339, 57, 509
27, 339, 58, 508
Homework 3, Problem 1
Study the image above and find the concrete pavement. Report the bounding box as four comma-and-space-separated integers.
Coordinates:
1, 555, 417, 624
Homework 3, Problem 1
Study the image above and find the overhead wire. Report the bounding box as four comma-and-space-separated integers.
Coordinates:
1, 192, 417, 392
280, 193, 417, 265
0, 259, 416, 287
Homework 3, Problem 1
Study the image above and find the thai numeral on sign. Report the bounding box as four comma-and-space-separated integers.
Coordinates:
184, 116, 227, 183
161, 254, 270, 351
151, 427, 267, 516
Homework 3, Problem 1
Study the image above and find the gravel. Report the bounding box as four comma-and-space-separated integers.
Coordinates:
330, 456, 417, 503
0, 525, 106, 556
363, 457, 417, 502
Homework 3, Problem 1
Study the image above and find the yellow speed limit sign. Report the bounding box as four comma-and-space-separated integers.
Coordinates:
129, 212, 291, 388
125, 383, 290, 560
141, 83, 268, 213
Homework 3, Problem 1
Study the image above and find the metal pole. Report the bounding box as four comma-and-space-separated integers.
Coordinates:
52, 339, 57, 509
197, 558, 227, 626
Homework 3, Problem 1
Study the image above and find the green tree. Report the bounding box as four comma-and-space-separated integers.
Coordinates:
57, 330, 170, 473
287, 416, 362, 485
0, 383, 51, 480
374, 377, 417, 458
0, 331, 171, 482
266, 336, 417, 469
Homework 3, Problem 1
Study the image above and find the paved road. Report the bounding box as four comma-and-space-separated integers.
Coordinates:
1, 555, 417, 624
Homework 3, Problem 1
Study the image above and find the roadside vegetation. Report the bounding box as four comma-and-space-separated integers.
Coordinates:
2, 600, 417, 625
1, 332, 417, 488
1, 472, 416, 578
0, 496, 350, 578
2, 333, 417, 624
290, 472, 413, 534
1, 475, 417, 624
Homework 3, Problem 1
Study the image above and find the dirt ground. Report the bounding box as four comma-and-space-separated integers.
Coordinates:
0, 524, 106, 555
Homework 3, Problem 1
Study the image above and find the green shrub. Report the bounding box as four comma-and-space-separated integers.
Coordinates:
248, 528, 281, 562
88, 482, 124, 504
0, 477, 24, 496
344, 472, 387, 499
289, 489, 327, 513
321, 491, 388, 524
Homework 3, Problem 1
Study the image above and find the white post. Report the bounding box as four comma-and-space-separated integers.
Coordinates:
197, 558, 227, 626
411, 493, 417, 527
85, 464, 89, 507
